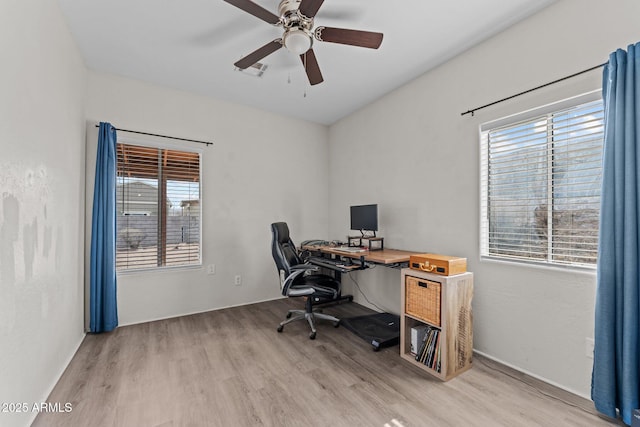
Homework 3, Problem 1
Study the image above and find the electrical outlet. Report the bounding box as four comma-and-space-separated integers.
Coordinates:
234, 275, 242, 286
207, 264, 215, 275
586, 338, 595, 359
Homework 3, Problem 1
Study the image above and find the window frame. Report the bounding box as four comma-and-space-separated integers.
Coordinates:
479, 90, 603, 270
115, 136, 203, 274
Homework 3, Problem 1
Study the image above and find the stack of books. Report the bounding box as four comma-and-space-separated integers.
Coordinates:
415, 325, 441, 373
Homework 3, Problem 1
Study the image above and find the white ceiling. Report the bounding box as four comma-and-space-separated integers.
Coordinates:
57, 0, 556, 125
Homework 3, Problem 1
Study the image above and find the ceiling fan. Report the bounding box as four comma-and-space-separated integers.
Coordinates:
224, 0, 383, 85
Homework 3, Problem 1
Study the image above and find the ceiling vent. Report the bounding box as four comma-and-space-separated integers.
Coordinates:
235, 62, 268, 77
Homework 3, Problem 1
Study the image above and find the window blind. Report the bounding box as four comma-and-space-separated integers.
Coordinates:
480, 99, 604, 267
116, 143, 201, 271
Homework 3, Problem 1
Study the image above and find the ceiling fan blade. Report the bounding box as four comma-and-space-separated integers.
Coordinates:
234, 39, 283, 69
298, 0, 324, 19
223, 0, 281, 25
314, 27, 383, 49
300, 49, 323, 86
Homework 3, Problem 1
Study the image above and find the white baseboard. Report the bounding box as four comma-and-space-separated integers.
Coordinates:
27, 332, 86, 427
117, 296, 286, 327
473, 349, 590, 400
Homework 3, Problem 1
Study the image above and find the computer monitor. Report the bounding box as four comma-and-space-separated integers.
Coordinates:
350, 204, 378, 237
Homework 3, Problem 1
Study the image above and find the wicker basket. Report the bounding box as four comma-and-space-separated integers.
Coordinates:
405, 276, 441, 326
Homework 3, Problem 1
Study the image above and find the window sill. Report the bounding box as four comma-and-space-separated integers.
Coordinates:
480, 255, 596, 275
116, 263, 203, 276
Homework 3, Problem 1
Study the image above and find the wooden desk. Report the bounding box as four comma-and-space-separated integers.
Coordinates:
306, 245, 416, 265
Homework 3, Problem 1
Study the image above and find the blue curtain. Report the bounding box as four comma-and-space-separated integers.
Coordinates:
592, 42, 640, 425
89, 122, 118, 333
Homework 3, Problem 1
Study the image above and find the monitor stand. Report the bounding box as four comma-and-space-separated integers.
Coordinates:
340, 312, 400, 351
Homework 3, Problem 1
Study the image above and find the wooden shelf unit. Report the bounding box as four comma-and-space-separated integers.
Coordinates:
400, 268, 474, 381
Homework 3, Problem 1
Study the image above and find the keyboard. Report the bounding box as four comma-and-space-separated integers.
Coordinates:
332, 246, 367, 253
308, 256, 366, 271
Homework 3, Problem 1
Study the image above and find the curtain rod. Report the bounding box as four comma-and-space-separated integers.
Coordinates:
460, 62, 607, 117
94, 124, 213, 146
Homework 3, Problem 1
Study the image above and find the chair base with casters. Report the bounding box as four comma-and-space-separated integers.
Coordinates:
277, 296, 341, 340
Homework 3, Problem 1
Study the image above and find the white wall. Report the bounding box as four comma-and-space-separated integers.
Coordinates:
4, 3, 636, 423
84, 72, 330, 325
0, 1, 88, 426
329, 0, 640, 398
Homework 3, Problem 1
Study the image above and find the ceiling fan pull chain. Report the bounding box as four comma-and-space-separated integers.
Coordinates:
303, 53, 308, 98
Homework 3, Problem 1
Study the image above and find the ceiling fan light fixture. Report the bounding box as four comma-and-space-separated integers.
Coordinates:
283, 28, 312, 54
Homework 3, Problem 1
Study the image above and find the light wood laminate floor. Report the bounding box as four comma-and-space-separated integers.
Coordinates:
33, 299, 621, 427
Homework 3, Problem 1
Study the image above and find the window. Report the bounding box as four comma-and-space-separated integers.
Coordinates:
480, 95, 604, 267
116, 142, 201, 271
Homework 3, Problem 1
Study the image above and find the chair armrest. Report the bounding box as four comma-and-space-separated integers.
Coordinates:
287, 288, 315, 297
279, 268, 306, 291
280, 266, 317, 296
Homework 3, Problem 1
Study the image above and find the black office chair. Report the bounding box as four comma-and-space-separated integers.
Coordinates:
271, 222, 343, 339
